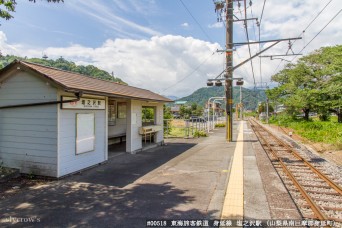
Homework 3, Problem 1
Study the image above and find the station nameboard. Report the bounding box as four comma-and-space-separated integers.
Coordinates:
61, 96, 106, 110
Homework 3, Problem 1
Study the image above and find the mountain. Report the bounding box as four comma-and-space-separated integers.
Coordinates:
165, 95, 179, 101
178, 86, 266, 110
0, 55, 127, 85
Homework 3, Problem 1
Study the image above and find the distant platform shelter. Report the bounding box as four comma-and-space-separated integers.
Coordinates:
0, 60, 172, 178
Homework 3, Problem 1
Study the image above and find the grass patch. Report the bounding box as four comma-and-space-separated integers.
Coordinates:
164, 127, 209, 138
164, 127, 186, 137
269, 114, 342, 149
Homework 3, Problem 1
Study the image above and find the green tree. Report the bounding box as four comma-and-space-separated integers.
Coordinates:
257, 102, 274, 114
189, 103, 203, 117
269, 45, 342, 122
163, 104, 172, 119
179, 105, 191, 119
0, 55, 127, 84
142, 107, 154, 126
163, 105, 173, 134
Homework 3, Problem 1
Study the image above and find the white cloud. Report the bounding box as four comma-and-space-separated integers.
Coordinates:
0, 32, 223, 97
1, 0, 341, 97
66, 0, 161, 39
208, 22, 223, 29
181, 22, 189, 27
112, 0, 159, 16
232, 0, 342, 87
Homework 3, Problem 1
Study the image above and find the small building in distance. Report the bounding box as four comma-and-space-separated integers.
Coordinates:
170, 100, 188, 118
205, 101, 225, 117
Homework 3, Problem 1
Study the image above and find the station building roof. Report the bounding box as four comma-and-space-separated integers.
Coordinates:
0, 60, 172, 103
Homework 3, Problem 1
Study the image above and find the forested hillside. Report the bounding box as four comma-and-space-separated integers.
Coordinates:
179, 86, 266, 110
0, 55, 127, 85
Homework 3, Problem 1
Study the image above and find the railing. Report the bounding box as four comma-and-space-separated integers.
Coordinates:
163, 117, 225, 138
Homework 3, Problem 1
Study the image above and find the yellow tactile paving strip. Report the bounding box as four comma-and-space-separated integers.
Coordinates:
221, 121, 244, 219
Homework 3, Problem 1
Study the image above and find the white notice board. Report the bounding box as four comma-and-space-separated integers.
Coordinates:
76, 113, 95, 154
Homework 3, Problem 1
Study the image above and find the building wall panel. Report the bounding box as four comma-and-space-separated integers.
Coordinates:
57, 93, 107, 177
0, 71, 58, 177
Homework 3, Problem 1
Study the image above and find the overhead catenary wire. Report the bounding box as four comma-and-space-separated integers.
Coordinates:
235, 49, 251, 80
179, 0, 213, 43
292, 0, 334, 48
269, 0, 333, 77
258, 0, 266, 84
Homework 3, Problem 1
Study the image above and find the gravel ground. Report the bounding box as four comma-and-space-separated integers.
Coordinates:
263, 123, 342, 185
255, 121, 342, 227
248, 121, 303, 220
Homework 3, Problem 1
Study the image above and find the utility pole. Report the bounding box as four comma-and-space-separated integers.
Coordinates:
210, 1, 300, 141
240, 85, 243, 120
266, 97, 269, 124
225, 0, 233, 142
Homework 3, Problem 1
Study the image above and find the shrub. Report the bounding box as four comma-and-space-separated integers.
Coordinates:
193, 130, 208, 138
215, 123, 225, 128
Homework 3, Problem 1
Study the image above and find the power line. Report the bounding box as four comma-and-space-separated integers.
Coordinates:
291, 8, 342, 62
302, 0, 333, 36
272, 60, 285, 77
249, 1, 257, 41
243, 0, 256, 86
259, 0, 267, 26
235, 49, 251, 79
179, 0, 213, 43
161, 52, 217, 92
258, 26, 262, 83
288, 0, 333, 52
258, 0, 266, 85
269, 1, 333, 76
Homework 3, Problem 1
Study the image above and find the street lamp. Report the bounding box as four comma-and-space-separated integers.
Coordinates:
215, 80, 223, 86
236, 80, 244, 86
207, 78, 244, 138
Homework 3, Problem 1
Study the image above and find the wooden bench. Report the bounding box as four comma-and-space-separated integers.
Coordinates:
108, 133, 126, 143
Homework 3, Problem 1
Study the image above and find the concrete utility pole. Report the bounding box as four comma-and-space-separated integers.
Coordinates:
240, 85, 243, 120
209, 1, 300, 141
225, 0, 234, 142
266, 97, 269, 124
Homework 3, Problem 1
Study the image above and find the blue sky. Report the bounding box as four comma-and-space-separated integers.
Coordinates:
3, 1, 227, 48
0, 0, 341, 97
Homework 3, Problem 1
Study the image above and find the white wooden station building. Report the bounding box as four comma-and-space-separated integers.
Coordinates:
0, 60, 172, 178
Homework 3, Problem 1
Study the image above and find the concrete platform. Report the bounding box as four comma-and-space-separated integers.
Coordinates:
222, 120, 301, 221
0, 128, 235, 227
0, 120, 301, 227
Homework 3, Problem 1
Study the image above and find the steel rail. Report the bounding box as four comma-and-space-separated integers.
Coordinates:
249, 119, 328, 220
251, 118, 342, 195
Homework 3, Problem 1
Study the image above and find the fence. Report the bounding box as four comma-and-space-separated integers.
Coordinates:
164, 116, 225, 138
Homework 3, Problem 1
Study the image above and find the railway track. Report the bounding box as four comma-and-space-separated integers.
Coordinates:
249, 118, 342, 226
